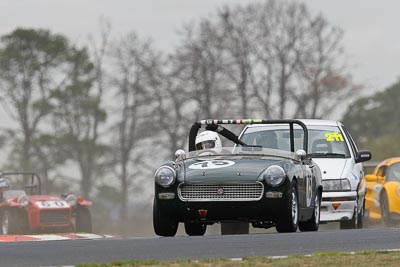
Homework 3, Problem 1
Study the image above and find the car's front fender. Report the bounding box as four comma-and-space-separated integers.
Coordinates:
77, 198, 92, 207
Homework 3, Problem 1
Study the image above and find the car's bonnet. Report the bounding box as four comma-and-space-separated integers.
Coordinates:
182, 157, 285, 183
312, 158, 349, 180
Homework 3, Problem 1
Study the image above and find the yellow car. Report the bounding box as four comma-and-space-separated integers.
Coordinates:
365, 157, 400, 225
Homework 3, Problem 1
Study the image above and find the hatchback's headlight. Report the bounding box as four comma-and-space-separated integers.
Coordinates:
18, 195, 29, 207
322, 179, 351, 191
155, 166, 176, 187
66, 194, 77, 207
264, 165, 286, 187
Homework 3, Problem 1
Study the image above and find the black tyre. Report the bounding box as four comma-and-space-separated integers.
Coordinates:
340, 196, 365, 230
184, 222, 207, 236
276, 181, 298, 233
299, 191, 321, 232
1, 209, 23, 235
220, 222, 249, 235
75, 207, 92, 233
340, 207, 357, 229
381, 191, 395, 227
363, 208, 370, 228
357, 198, 365, 229
153, 199, 178, 237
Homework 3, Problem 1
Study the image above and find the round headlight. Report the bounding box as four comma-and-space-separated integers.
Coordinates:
19, 195, 29, 207
66, 194, 77, 207
264, 165, 286, 187
155, 166, 176, 187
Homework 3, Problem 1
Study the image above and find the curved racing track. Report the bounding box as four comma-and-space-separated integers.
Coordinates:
2, 228, 400, 266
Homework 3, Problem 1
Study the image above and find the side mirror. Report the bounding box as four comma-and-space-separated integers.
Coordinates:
295, 149, 307, 161
365, 174, 385, 184
365, 174, 378, 182
175, 149, 186, 162
355, 150, 372, 163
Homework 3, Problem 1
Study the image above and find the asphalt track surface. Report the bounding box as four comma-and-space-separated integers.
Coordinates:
2, 228, 400, 267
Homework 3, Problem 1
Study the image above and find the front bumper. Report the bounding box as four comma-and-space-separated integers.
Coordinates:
156, 190, 290, 223
155, 179, 293, 223
158, 198, 289, 223
320, 191, 357, 222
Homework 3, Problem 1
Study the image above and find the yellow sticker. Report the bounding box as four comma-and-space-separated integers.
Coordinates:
325, 132, 344, 142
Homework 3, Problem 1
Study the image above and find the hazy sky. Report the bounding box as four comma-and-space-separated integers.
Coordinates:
1, 0, 399, 96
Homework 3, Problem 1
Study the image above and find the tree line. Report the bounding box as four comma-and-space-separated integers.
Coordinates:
343, 81, 400, 162
0, 0, 359, 233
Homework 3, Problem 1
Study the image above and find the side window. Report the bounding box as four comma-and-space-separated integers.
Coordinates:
342, 126, 358, 158
386, 164, 400, 182
376, 166, 388, 178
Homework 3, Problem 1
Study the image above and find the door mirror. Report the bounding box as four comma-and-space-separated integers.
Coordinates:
365, 174, 377, 182
295, 149, 307, 161
355, 150, 372, 163
175, 149, 186, 162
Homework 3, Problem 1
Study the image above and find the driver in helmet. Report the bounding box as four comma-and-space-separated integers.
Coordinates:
0, 177, 10, 201
195, 130, 223, 153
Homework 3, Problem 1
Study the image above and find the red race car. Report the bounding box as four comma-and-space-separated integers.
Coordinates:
0, 172, 92, 235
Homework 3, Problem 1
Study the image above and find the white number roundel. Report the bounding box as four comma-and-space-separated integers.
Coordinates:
189, 160, 235, 170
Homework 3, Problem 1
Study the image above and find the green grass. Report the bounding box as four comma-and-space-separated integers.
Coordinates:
77, 250, 400, 267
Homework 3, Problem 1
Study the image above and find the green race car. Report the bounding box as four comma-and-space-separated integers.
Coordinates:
153, 119, 323, 236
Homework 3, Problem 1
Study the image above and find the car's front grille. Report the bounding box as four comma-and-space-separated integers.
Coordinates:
178, 182, 264, 201
40, 210, 71, 225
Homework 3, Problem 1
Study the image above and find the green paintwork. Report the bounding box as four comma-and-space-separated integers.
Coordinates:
182, 157, 287, 183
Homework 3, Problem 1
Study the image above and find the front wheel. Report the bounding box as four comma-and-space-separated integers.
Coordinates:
1, 209, 23, 235
381, 191, 395, 227
340, 197, 365, 230
299, 191, 321, 232
340, 207, 357, 229
153, 199, 178, 237
357, 198, 365, 229
340, 203, 362, 230
75, 207, 92, 233
276, 181, 298, 233
184, 222, 206, 236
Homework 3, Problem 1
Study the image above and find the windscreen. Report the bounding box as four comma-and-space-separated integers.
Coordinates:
307, 125, 350, 158
240, 125, 305, 152
240, 125, 350, 158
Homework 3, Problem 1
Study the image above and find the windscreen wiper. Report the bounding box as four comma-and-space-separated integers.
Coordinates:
308, 152, 346, 158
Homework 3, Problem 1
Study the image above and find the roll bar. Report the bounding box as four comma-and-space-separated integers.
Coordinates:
189, 119, 308, 153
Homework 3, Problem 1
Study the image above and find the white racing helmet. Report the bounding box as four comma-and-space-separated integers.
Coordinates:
195, 130, 222, 153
